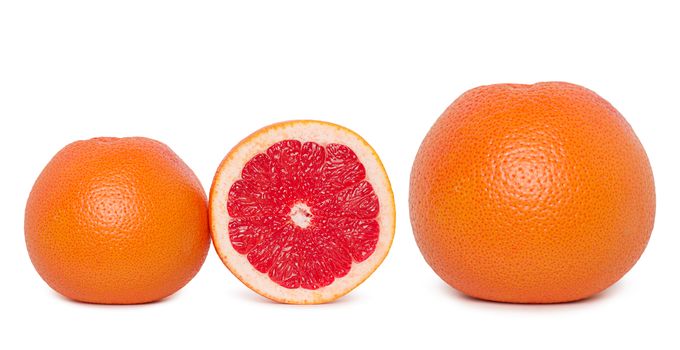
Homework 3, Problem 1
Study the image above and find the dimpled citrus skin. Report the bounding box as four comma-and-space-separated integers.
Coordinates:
409, 82, 655, 303
25, 137, 210, 304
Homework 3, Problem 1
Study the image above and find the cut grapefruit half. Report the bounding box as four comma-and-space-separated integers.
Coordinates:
209, 120, 395, 304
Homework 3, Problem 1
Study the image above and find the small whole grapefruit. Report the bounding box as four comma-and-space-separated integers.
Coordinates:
210, 120, 395, 304
410, 82, 655, 303
25, 137, 210, 304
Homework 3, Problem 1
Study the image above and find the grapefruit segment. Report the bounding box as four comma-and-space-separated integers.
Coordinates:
210, 120, 395, 304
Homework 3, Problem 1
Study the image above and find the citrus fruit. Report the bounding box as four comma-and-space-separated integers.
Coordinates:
25, 137, 210, 304
210, 120, 395, 304
409, 82, 655, 303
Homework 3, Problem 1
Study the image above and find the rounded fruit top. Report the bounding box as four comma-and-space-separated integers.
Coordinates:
25, 137, 210, 304
409, 82, 655, 303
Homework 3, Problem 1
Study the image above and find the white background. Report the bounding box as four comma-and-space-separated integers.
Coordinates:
1, 1, 678, 348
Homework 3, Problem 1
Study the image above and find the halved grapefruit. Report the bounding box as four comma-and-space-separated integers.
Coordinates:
209, 120, 395, 304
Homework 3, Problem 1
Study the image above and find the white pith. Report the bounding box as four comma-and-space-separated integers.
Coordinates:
289, 203, 312, 229
210, 121, 395, 304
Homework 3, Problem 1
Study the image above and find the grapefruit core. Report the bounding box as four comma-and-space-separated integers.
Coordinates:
210, 120, 395, 304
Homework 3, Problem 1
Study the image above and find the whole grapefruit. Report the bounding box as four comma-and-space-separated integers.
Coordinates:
25, 137, 210, 304
409, 82, 655, 303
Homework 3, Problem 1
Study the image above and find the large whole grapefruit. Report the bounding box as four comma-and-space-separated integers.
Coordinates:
409, 82, 655, 303
210, 120, 395, 304
25, 137, 210, 304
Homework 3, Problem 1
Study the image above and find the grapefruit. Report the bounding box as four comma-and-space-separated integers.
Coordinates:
25, 137, 210, 304
410, 82, 655, 303
210, 120, 395, 304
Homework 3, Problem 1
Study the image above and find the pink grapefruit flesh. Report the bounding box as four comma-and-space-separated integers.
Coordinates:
210, 120, 395, 304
